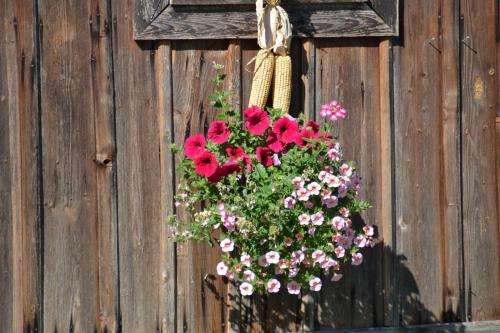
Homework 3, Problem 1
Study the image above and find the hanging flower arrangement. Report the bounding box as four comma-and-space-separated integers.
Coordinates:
169, 65, 374, 296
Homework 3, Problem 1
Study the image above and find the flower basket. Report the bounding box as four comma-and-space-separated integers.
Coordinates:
169, 64, 374, 296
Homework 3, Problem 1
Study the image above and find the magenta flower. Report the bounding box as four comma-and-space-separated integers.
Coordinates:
184, 134, 206, 159
272, 117, 299, 143
244, 106, 269, 135
194, 151, 219, 177
208, 121, 230, 144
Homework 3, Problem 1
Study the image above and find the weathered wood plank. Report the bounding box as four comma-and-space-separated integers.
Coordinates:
393, 0, 462, 324
170, 0, 367, 4
172, 40, 231, 333
40, 0, 115, 330
461, 0, 500, 321
0, 0, 42, 331
301, 39, 316, 121
90, 0, 119, 331
313, 319, 500, 332
378, 38, 396, 327
0, 3, 16, 330
314, 38, 388, 329
113, 0, 164, 331
137, 4, 395, 40
134, 0, 170, 35
370, 0, 399, 35
155, 41, 177, 333
439, 0, 463, 322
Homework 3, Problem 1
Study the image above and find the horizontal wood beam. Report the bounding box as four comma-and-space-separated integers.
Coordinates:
314, 320, 500, 333
136, 3, 395, 40
170, 0, 368, 4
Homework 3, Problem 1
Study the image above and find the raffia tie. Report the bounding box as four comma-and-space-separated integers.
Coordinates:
256, 0, 292, 56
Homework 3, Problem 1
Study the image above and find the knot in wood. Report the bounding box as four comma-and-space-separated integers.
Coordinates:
95, 153, 113, 167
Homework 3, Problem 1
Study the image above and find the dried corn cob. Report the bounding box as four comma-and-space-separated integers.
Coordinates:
248, 49, 275, 109
272, 54, 292, 113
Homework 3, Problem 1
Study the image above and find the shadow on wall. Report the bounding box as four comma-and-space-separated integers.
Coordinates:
206, 226, 464, 332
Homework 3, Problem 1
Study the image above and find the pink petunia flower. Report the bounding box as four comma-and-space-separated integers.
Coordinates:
241, 253, 252, 267
272, 117, 299, 143
284, 197, 296, 209
216, 262, 228, 276
311, 212, 324, 226
351, 253, 363, 266
266, 132, 284, 153
292, 176, 304, 188
265, 251, 280, 264
332, 216, 345, 230
240, 282, 254, 296
184, 134, 206, 159
334, 246, 345, 258
220, 238, 234, 252
339, 163, 353, 177
256, 147, 273, 167
311, 249, 326, 264
307, 182, 321, 195
243, 269, 255, 281
296, 188, 310, 201
267, 279, 281, 293
244, 106, 269, 135
208, 121, 230, 144
327, 148, 340, 162
298, 213, 310, 225
194, 151, 219, 177
226, 146, 245, 160
287, 281, 301, 295
363, 225, 375, 236
339, 207, 350, 217
354, 235, 367, 248
323, 196, 338, 209
309, 277, 322, 291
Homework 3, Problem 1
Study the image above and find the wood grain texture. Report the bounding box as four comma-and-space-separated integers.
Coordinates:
378, 38, 396, 327
314, 38, 388, 330
90, 0, 119, 331
40, 0, 116, 331
113, 0, 164, 331
439, 0, 463, 322
370, 0, 399, 35
172, 40, 231, 333
0, 0, 42, 331
0, 2, 15, 330
137, 4, 395, 40
134, 0, 170, 35
156, 40, 177, 333
461, 0, 500, 321
393, 0, 462, 325
170, 0, 367, 4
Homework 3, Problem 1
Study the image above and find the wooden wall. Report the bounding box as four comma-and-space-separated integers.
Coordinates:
0, 0, 499, 332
